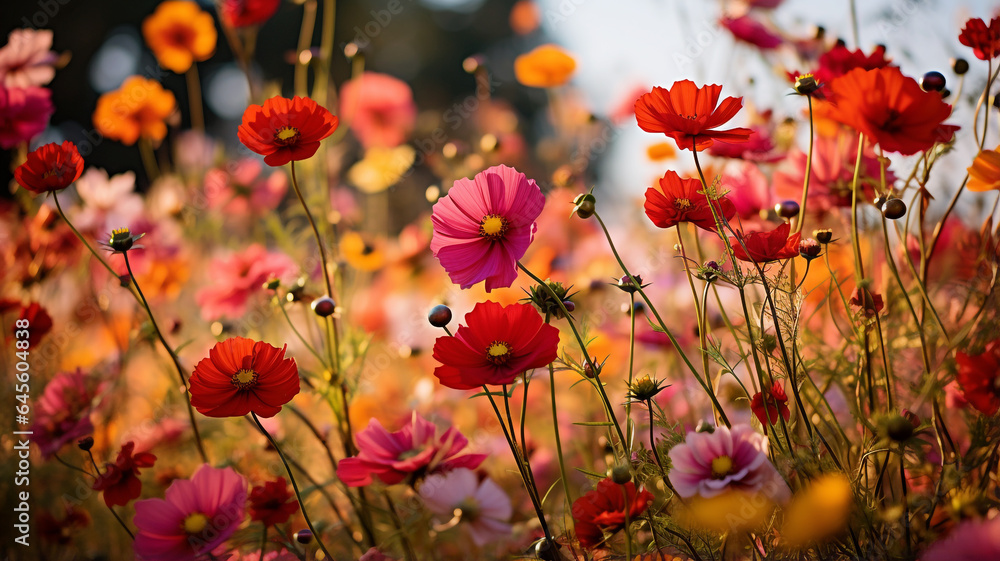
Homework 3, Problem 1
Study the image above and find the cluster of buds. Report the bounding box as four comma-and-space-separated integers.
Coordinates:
525, 279, 577, 319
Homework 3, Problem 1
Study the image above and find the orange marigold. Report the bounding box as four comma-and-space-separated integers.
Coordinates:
93, 76, 176, 145
142, 0, 217, 73
967, 146, 1000, 192
514, 44, 576, 88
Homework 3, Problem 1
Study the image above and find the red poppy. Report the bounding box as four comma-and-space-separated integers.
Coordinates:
237, 96, 338, 167
823, 67, 959, 155
92, 442, 157, 507
644, 170, 736, 232
220, 0, 280, 28
634, 81, 752, 151
955, 339, 1000, 416
959, 17, 1000, 61
432, 301, 560, 390
14, 141, 84, 194
188, 336, 300, 418
849, 286, 884, 317
728, 222, 801, 263
14, 302, 53, 347
750, 382, 790, 433
249, 477, 299, 526
572, 478, 654, 549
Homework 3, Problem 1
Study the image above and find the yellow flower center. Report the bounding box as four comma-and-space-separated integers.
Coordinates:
486, 341, 512, 365
478, 214, 509, 241
274, 126, 300, 146
674, 198, 692, 210
711, 455, 733, 479
232, 368, 258, 390
182, 512, 209, 534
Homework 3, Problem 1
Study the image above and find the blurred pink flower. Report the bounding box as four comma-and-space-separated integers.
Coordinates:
340, 72, 416, 149
338, 411, 487, 487
721, 15, 783, 50
667, 424, 790, 502
920, 516, 1000, 561
204, 158, 288, 216
708, 125, 782, 162
359, 548, 399, 561
31, 368, 104, 458
0, 29, 59, 88
73, 168, 143, 233
722, 160, 771, 221
222, 551, 297, 561
195, 244, 298, 321
0, 85, 53, 149
134, 465, 247, 561
419, 468, 513, 546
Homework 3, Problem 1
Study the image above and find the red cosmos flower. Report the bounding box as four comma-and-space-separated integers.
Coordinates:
14, 141, 84, 194
249, 477, 298, 526
750, 382, 790, 433
432, 301, 560, 390
0, 85, 53, 149
955, 340, 1000, 416
644, 170, 736, 232
823, 67, 959, 155
92, 442, 157, 507
572, 478, 654, 549
959, 17, 1000, 60
13, 302, 53, 347
220, 0, 281, 28
188, 336, 300, 418
634, 80, 752, 151
849, 286, 884, 317
728, 222, 801, 263
816, 44, 892, 83
237, 96, 338, 166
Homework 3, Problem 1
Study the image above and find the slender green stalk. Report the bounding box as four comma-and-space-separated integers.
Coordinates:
138, 138, 160, 182
621, 486, 633, 560
52, 193, 123, 279
548, 363, 574, 505
258, 527, 267, 561
383, 490, 417, 561
185, 66, 205, 134
794, 95, 815, 234
294, 0, 317, 97
849, 133, 867, 281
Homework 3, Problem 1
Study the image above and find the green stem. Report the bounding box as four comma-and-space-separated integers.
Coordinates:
794, 95, 815, 234
52, 193, 120, 279
383, 489, 417, 561
548, 363, 574, 505
86, 451, 136, 540
258, 526, 267, 561
849, 133, 866, 282
294, 0, 317, 97
622, 485, 633, 560
185, 66, 205, 134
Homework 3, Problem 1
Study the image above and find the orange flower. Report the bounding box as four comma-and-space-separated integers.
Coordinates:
967, 146, 1000, 192
93, 76, 176, 145
823, 67, 959, 155
514, 44, 576, 88
142, 0, 217, 73
634, 81, 752, 151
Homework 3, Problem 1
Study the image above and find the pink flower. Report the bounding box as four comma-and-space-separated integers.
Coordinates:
419, 468, 513, 546
721, 15, 783, 50
339, 72, 416, 149
0, 29, 59, 88
0, 85, 53, 149
667, 424, 790, 502
359, 548, 399, 561
31, 368, 104, 458
204, 158, 288, 217
337, 412, 487, 487
430, 165, 545, 292
222, 551, 298, 561
708, 125, 781, 162
73, 168, 143, 233
133, 465, 247, 561
920, 516, 1000, 561
195, 244, 298, 321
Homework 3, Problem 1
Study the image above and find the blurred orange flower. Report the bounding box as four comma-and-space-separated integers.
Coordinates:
967, 146, 1000, 192
514, 44, 576, 88
142, 0, 217, 73
509, 1, 541, 35
93, 76, 176, 145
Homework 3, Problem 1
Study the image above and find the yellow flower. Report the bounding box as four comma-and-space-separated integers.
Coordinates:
142, 0, 217, 73
780, 473, 852, 547
676, 490, 776, 533
967, 146, 1000, 192
340, 231, 385, 272
514, 44, 576, 88
347, 146, 416, 194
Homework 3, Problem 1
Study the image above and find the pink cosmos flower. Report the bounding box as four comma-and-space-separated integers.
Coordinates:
339, 72, 417, 149
195, 244, 298, 321
337, 412, 488, 487
73, 168, 143, 234
419, 468, 513, 546
133, 465, 247, 561
31, 368, 104, 458
0, 29, 59, 88
204, 158, 288, 217
430, 165, 545, 292
359, 548, 399, 561
0, 85, 53, 149
920, 516, 1000, 561
721, 15, 783, 50
667, 424, 790, 502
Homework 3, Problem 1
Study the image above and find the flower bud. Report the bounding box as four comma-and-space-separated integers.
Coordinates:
776, 200, 800, 219
695, 420, 715, 433
427, 304, 452, 328
263, 278, 281, 291
813, 229, 834, 244
295, 529, 313, 544
77, 436, 95, 451
886, 415, 914, 442
798, 238, 822, 260
794, 74, 820, 95
882, 198, 906, 220
572, 193, 596, 219
311, 296, 337, 317
615, 274, 646, 294
610, 465, 632, 484
920, 71, 946, 92
951, 57, 969, 75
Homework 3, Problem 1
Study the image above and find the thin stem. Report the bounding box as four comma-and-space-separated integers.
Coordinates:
383, 490, 417, 561
548, 363, 574, 505
86, 450, 136, 540
849, 133, 867, 282
622, 486, 633, 560
185, 66, 205, 134
138, 139, 160, 182
258, 526, 267, 561
794, 95, 815, 234
52, 193, 120, 279
294, 0, 317, 97
625, 291, 637, 449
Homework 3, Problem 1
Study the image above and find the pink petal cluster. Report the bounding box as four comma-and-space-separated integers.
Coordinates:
195, 244, 298, 321
0, 29, 59, 88
920, 516, 1000, 561
339, 72, 417, 149
73, 168, 143, 233
133, 465, 247, 561
419, 468, 513, 546
668, 424, 790, 502
338, 412, 488, 487
430, 165, 545, 292
0, 85, 53, 149
31, 368, 104, 458
720, 15, 783, 50
203, 158, 288, 217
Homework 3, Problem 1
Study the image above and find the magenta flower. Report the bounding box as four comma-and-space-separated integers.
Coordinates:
133, 465, 247, 561
31, 368, 104, 458
419, 468, 512, 546
0, 29, 59, 88
0, 85, 53, 149
720, 14, 783, 50
337, 412, 487, 487
203, 158, 288, 217
920, 516, 1000, 561
195, 244, 298, 321
430, 165, 545, 292
668, 424, 790, 502
339, 72, 417, 149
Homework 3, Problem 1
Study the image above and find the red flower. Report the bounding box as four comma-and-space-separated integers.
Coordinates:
644, 170, 736, 232
955, 340, 1000, 416
38, 506, 90, 545
220, 0, 280, 28
849, 286, 884, 317
959, 17, 1000, 60
815, 43, 892, 83
823, 67, 959, 155
432, 301, 560, 390
13, 302, 53, 347
249, 477, 299, 526
237, 96, 338, 166
728, 222, 801, 263
189, 336, 300, 418
720, 15, 783, 50
572, 478, 654, 549
634, 81, 752, 151
750, 382, 790, 433
92, 442, 157, 507
0, 85, 53, 149
14, 141, 84, 194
